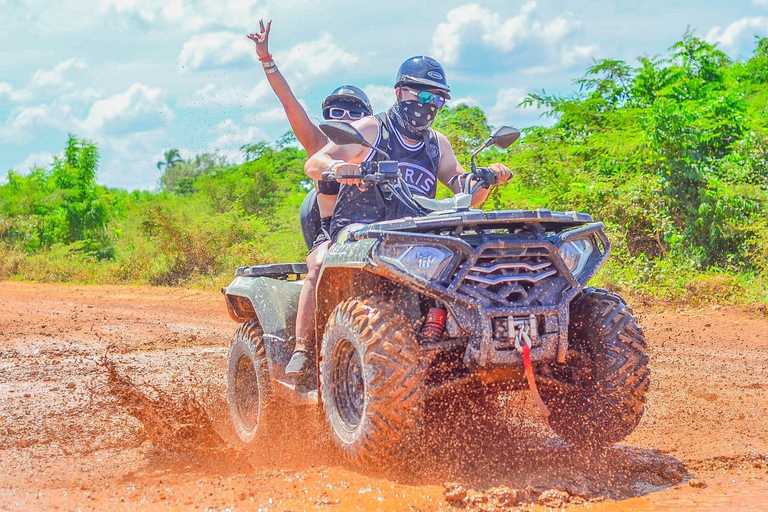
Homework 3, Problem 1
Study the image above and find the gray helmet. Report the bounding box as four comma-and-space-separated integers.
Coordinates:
395, 56, 451, 99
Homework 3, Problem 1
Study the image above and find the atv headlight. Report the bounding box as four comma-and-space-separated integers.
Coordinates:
558, 238, 594, 277
379, 243, 454, 281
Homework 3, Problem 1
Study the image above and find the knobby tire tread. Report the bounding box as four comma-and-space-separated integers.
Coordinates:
545, 287, 650, 447
227, 321, 276, 444
321, 296, 425, 465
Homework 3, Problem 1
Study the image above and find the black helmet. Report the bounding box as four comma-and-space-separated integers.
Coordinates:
322, 85, 373, 118
395, 56, 451, 99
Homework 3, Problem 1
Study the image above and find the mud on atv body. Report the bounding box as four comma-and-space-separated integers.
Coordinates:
316, 209, 608, 375
223, 207, 649, 458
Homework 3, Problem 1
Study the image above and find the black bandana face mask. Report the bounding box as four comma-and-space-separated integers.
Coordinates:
393, 100, 437, 135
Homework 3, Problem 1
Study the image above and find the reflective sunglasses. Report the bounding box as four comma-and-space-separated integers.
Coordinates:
404, 87, 447, 108
327, 107, 366, 120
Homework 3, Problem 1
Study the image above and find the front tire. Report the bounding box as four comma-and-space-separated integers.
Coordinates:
227, 321, 274, 444
320, 297, 426, 464
543, 288, 650, 447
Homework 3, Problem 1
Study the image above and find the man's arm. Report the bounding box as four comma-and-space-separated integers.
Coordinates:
305, 117, 380, 184
435, 132, 511, 205
248, 20, 328, 156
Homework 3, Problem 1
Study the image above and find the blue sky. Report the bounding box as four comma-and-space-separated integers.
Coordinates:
2, 0, 767, 190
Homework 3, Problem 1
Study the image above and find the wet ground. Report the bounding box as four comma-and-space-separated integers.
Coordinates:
0, 281, 767, 511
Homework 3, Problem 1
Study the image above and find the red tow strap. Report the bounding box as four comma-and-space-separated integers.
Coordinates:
522, 344, 550, 418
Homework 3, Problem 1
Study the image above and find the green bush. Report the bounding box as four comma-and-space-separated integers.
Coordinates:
1, 32, 766, 306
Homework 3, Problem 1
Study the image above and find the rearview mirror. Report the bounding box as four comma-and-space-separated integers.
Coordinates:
319, 121, 366, 146
490, 126, 520, 149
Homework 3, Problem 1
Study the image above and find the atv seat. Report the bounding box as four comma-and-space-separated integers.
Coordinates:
234, 263, 308, 280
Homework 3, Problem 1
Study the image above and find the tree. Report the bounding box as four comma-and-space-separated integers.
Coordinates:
157, 148, 183, 172
433, 105, 491, 156
48, 135, 110, 247
159, 152, 227, 194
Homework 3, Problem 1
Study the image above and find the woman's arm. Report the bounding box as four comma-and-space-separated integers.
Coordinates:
305, 117, 379, 183
247, 20, 328, 156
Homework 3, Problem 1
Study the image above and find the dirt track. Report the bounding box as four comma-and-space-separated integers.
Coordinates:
1, 281, 767, 511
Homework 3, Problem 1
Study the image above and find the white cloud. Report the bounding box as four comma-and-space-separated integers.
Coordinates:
178, 32, 254, 71
188, 80, 271, 107
101, 0, 266, 32
13, 151, 55, 175
0, 102, 74, 141
706, 17, 768, 49
31, 58, 86, 88
282, 33, 360, 81
208, 118, 270, 161
432, 4, 502, 65
0, 60, 89, 107
59, 87, 105, 104
539, 16, 572, 42
243, 106, 295, 125
1, 83, 172, 144
95, 129, 172, 190
179, 32, 360, 82
102, 0, 159, 23
431, 2, 577, 65
0, 82, 32, 102
451, 96, 480, 107
361, 84, 393, 113
487, 87, 537, 127
82, 83, 173, 135
560, 44, 599, 67
753, 0, 768, 7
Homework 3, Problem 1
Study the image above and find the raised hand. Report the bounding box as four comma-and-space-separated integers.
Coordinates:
247, 19, 272, 60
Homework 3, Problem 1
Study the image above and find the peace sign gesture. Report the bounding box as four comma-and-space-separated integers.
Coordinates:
247, 19, 272, 60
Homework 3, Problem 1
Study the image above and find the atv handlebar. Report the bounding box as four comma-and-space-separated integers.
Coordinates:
447, 166, 505, 196
321, 160, 402, 186
322, 160, 429, 216
323, 161, 511, 215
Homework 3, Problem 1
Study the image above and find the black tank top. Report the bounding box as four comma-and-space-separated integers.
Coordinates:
330, 111, 442, 239
375, 112, 442, 199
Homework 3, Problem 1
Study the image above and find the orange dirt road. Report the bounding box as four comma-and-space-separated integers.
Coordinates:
1, 281, 767, 511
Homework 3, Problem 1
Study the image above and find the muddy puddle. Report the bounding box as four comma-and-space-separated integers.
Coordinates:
1, 281, 767, 510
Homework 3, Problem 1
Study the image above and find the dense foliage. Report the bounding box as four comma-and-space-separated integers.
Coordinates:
1, 33, 766, 304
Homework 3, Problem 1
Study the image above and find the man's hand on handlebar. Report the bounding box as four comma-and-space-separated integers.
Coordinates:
450, 162, 514, 195
489, 163, 513, 184
470, 163, 513, 190
331, 162, 363, 186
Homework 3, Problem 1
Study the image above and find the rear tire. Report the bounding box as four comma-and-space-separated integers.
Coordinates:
227, 321, 274, 444
543, 288, 650, 447
320, 297, 426, 464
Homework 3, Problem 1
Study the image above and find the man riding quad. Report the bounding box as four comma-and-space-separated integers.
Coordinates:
225, 55, 650, 462
286, 55, 513, 375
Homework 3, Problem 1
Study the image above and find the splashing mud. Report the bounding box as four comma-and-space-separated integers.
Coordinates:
1, 281, 767, 511
99, 355, 225, 451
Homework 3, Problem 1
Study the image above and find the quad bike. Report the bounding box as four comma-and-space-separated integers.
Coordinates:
222, 121, 650, 462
